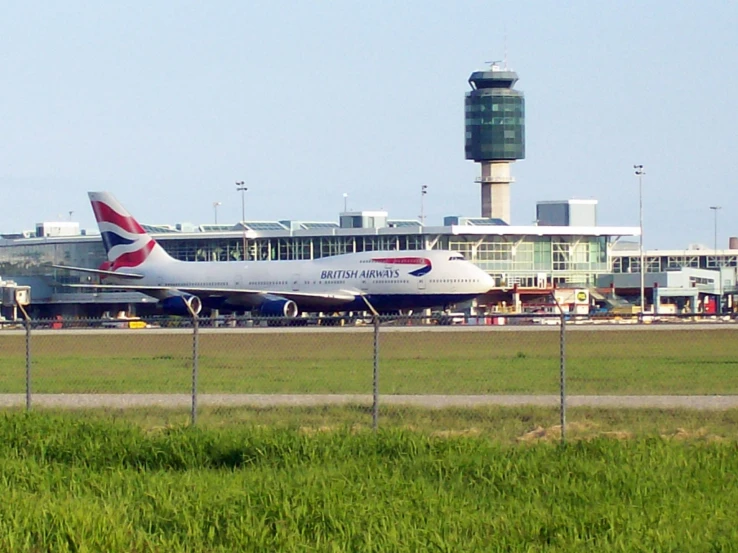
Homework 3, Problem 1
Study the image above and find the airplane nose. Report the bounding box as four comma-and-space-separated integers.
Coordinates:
481, 270, 495, 290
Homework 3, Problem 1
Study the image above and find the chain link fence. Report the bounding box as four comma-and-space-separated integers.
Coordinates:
2, 313, 738, 440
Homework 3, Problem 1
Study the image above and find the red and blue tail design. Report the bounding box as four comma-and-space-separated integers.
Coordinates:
88, 192, 171, 271
372, 256, 432, 277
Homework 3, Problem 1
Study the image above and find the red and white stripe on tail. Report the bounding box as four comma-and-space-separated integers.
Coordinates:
88, 192, 173, 271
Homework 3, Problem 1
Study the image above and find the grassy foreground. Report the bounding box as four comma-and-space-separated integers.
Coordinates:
2, 413, 738, 552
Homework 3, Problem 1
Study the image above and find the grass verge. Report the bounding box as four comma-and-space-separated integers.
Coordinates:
2, 327, 738, 394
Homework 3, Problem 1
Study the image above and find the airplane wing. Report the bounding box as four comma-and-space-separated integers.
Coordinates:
63, 283, 358, 307
51, 264, 145, 279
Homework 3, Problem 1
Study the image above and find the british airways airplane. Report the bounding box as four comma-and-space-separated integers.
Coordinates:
57, 192, 494, 317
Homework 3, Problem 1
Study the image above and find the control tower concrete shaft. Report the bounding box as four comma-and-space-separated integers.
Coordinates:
465, 63, 525, 222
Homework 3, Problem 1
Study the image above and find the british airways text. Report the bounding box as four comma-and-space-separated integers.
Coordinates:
320, 269, 400, 280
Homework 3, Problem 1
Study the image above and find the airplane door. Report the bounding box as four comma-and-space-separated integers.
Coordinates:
292, 273, 300, 291
417, 277, 426, 291
361, 279, 369, 292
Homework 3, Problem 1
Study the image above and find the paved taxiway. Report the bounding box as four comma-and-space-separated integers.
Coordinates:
3, 321, 738, 337
2, 394, 738, 410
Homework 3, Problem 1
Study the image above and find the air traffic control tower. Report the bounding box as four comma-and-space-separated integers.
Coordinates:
465, 63, 525, 223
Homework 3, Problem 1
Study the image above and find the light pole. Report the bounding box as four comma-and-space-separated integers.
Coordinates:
710, 205, 722, 312
212, 201, 221, 224
420, 185, 428, 225
710, 206, 721, 253
235, 181, 247, 259
634, 165, 645, 316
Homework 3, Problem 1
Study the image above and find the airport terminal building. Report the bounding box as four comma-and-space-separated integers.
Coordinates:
1, 215, 640, 316
3, 211, 737, 318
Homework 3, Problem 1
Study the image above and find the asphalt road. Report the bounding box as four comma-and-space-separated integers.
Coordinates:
2, 394, 738, 410
3, 321, 738, 337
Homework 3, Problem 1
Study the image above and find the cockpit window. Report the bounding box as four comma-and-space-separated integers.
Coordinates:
449, 255, 465, 261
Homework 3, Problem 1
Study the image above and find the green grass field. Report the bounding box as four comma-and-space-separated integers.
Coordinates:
2, 412, 737, 552
1, 327, 738, 394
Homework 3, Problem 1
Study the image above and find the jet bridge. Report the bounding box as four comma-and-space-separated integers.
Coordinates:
0, 277, 31, 321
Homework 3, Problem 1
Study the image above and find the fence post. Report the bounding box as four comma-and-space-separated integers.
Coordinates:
17, 304, 32, 411
25, 317, 31, 411
559, 310, 566, 445
372, 315, 380, 431
188, 310, 200, 426
550, 293, 566, 445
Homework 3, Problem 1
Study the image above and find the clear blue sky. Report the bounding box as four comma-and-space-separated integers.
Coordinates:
1, 1, 736, 249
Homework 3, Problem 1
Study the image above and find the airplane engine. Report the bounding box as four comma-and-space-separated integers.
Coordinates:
160, 293, 202, 316
258, 296, 299, 318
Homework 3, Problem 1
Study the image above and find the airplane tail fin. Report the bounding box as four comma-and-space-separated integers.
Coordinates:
88, 192, 174, 271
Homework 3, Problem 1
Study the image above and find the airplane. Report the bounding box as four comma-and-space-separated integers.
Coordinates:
54, 192, 495, 317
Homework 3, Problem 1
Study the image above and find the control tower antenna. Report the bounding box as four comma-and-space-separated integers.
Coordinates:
504, 32, 508, 69
465, 62, 525, 222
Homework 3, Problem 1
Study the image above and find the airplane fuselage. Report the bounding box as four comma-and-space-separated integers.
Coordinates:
83, 192, 494, 316
107, 249, 494, 313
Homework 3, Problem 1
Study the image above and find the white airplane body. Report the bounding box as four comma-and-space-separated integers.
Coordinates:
59, 192, 495, 316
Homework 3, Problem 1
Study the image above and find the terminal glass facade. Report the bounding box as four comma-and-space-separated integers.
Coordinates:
612, 252, 738, 273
